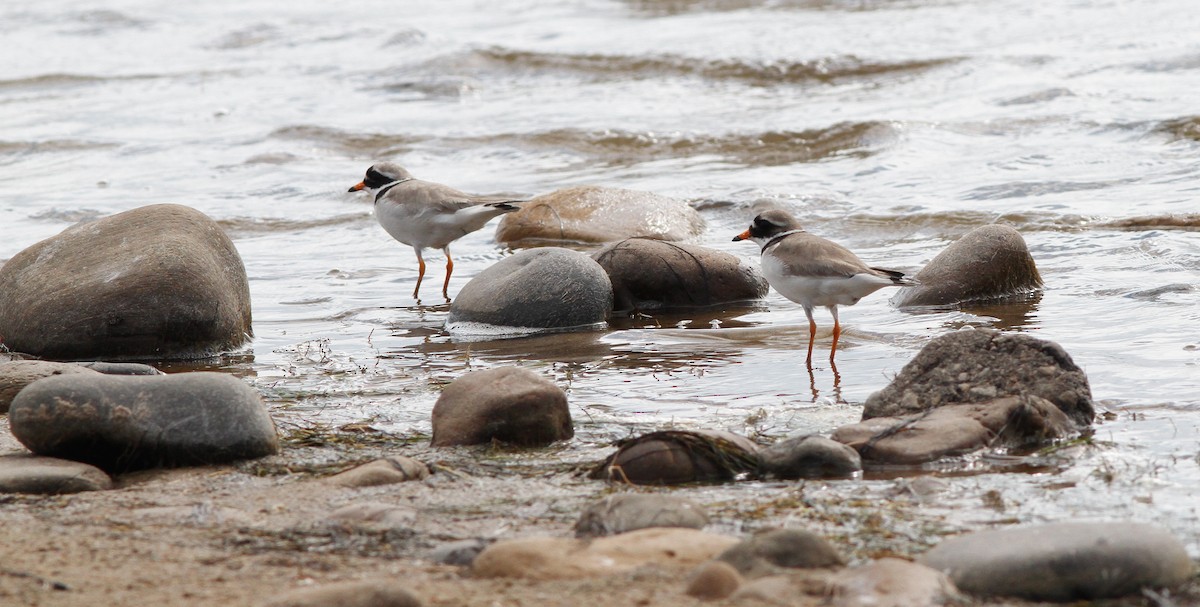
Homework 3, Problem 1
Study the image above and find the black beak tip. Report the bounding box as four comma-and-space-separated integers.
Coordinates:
731, 236, 741, 242
347, 186, 359, 193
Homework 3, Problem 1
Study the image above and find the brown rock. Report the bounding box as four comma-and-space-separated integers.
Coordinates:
262, 580, 422, 607
590, 429, 759, 485
0, 454, 112, 494
592, 238, 768, 312
325, 457, 429, 488
830, 558, 959, 607
717, 528, 845, 578
431, 367, 572, 447
892, 224, 1042, 307
495, 185, 705, 246
0, 361, 99, 413
574, 493, 709, 537
685, 560, 744, 600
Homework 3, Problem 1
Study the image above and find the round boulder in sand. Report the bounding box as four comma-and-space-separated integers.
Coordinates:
446, 248, 612, 332
431, 367, 573, 447
593, 238, 769, 312
495, 185, 705, 246
9, 372, 279, 472
892, 224, 1041, 307
0, 203, 252, 361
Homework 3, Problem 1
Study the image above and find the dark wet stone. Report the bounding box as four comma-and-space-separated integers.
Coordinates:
428, 539, 492, 566
8, 372, 279, 472
574, 493, 709, 537
862, 328, 1094, 427
0, 361, 99, 414
833, 395, 1076, 465
495, 185, 705, 246
0, 454, 112, 494
685, 560, 744, 600
262, 580, 423, 607
592, 238, 769, 313
831, 558, 959, 607
0, 203, 252, 361
75, 361, 162, 375
919, 522, 1193, 601
325, 456, 429, 487
892, 225, 1042, 307
590, 429, 759, 486
431, 367, 572, 447
717, 528, 845, 578
446, 248, 612, 331
758, 435, 862, 479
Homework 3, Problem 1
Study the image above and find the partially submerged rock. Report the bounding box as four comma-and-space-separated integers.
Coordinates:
446, 248, 612, 333
9, 372, 279, 472
892, 224, 1042, 307
574, 493, 709, 537
590, 429, 759, 485
717, 529, 845, 578
495, 185, 705, 246
431, 367, 573, 447
0, 203, 252, 361
758, 435, 862, 479
0, 454, 112, 494
919, 522, 1193, 601
862, 328, 1094, 427
592, 238, 768, 313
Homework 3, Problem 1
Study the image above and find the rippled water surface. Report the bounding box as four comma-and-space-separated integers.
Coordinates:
3, 0, 1199, 553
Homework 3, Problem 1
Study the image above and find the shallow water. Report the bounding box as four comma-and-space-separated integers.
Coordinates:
2, 0, 1199, 555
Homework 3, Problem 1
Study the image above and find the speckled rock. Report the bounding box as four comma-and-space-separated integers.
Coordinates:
592, 238, 768, 312
446, 248, 612, 332
919, 522, 1193, 601
590, 429, 759, 485
862, 328, 1094, 427
717, 529, 845, 578
325, 457, 429, 487
0, 203, 252, 361
758, 435, 862, 479
0, 454, 112, 494
8, 372, 278, 472
892, 224, 1042, 307
574, 493, 709, 537
262, 580, 423, 607
431, 367, 572, 447
495, 185, 705, 246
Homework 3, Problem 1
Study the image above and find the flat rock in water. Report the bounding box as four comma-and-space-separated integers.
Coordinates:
590, 429, 759, 485
892, 224, 1042, 307
592, 238, 768, 312
717, 528, 845, 578
325, 456, 429, 487
0, 454, 112, 494
431, 367, 572, 447
495, 185, 705, 246
832, 395, 1077, 464
862, 328, 1094, 427
472, 528, 739, 580
0, 203, 252, 361
574, 493, 709, 537
8, 372, 279, 472
918, 522, 1193, 601
262, 580, 423, 607
830, 558, 959, 607
446, 248, 612, 332
758, 435, 862, 479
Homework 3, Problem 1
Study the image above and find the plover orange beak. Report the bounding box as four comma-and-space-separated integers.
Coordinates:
348, 182, 366, 192
732, 230, 751, 242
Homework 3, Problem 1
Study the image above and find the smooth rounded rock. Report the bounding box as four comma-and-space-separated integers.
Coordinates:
831, 558, 959, 607
0, 203, 253, 361
0, 454, 112, 494
574, 493, 709, 537
262, 581, 423, 607
0, 361, 99, 414
446, 248, 612, 332
325, 456, 429, 488
495, 185, 705, 246
592, 238, 768, 312
8, 372, 279, 472
590, 429, 759, 485
758, 435, 862, 479
685, 560, 744, 600
892, 224, 1042, 307
431, 367, 572, 447
862, 328, 1094, 427
717, 529, 845, 578
918, 522, 1193, 601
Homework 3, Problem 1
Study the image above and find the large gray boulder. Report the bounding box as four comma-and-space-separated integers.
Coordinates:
592, 238, 768, 312
495, 185, 705, 246
9, 372, 278, 472
431, 367, 573, 447
446, 248, 612, 332
862, 328, 1094, 427
0, 203, 252, 361
919, 523, 1193, 601
892, 225, 1042, 307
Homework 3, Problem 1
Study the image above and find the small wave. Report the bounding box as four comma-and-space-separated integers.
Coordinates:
0, 139, 118, 157
268, 125, 424, 156
1157, 116, 1200, 142
216, 213, 368, 235
963, 179, 1135, 201
467, 47, 958, 86
622, 0, 942, 16
1101, 215, 1200, 230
